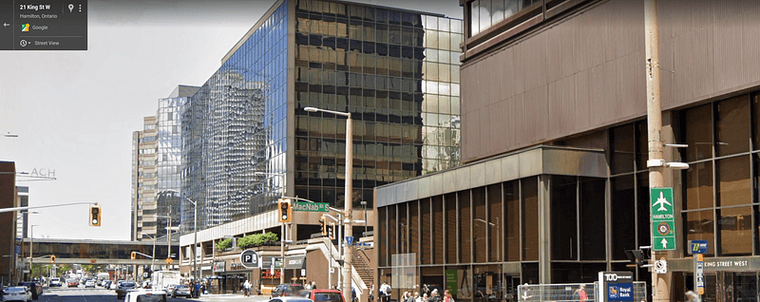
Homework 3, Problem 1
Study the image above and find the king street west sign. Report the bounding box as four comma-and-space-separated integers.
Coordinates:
651, 188, 676, 251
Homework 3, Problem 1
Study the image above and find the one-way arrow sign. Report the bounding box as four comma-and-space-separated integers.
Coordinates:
661, 238, 668, 250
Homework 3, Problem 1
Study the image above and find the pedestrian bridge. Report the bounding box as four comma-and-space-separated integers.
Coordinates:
19, 238, 179, 265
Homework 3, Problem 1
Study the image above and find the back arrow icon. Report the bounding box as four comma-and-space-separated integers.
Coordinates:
3, 23, 10, 27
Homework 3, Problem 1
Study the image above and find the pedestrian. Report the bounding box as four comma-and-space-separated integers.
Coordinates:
312, 281, 317, 289
573, 284, 587, 302
685, 291, 701, 302
379, 282, 392, 302
243, 279, 252, 297
419, 293, 429, 302
444, 290, 455, 302
429, 289, 441, 302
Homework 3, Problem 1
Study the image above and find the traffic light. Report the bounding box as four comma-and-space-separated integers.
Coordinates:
90, 206, 101, 226
278, 198, 292, 223
320, 218, 327, 236
328, 222, 336, 240
50, 255, 55, 264
131, 251, 136, 260
625, 249, 645, 266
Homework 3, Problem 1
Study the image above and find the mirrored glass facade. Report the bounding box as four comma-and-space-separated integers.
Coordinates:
294, 0, 462, 209
182, 0, 461, 233
183, 2, 288, 231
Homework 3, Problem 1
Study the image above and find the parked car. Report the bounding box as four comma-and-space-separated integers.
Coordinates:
48, 278, 63, 287
171, 284, 192, 298
297, 289, 346, 302
116, 281, 138, 300
123, 290, 167, 302
2, 286, 32, 302
271, 284, 306, 298
84, 280, 95, 288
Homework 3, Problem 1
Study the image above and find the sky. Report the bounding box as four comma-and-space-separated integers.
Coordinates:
0, 0, 463, 241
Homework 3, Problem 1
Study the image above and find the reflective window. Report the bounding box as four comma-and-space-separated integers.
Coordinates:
718, 206, 752, 255
716, 95, 750, 156
684, 210, 715, 256
684, 104, 713, 161
522, 177, 539, 261
716, 156, 751, 207
686, 162, 714, 210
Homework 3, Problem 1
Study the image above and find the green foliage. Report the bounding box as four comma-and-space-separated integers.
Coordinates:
236, 232, 279, 249
216, 238, 232, 250
59, 264, 72, 276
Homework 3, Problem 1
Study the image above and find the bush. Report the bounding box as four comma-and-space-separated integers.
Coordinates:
237, 232, 279, 249
216, 238, 232, 250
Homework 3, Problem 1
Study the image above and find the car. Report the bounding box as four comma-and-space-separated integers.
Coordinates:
162, 284, 177, 295
67, 279, 78, 287
116, 281, 138, 300
123, 290, 167, 302
84, 280, 96, 288
267, 297, 315, 302
48, 278, 63, 287
2, 286, 32, 302
271, 284, 306, 298
171, 284, 192, 298
16, 282, 41, 297
297, 289, 346, 302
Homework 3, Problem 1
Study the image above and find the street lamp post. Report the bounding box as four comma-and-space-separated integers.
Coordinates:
304, 107, 353, 297
164, 190, 198, 281
255, 172, 287, 284
360, 201, 367, 236
142, 234, 157, 272
29, 224, 39, 280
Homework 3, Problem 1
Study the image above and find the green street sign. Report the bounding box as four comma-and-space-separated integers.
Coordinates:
651, 187, 676, 251
293, 201, 329, 212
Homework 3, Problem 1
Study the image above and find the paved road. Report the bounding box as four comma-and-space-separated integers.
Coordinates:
37, 287, 272, 302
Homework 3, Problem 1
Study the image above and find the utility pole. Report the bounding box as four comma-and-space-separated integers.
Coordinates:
645, 1, 670, 302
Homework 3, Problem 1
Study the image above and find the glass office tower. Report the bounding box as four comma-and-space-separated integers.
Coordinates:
182, 0, 461, 235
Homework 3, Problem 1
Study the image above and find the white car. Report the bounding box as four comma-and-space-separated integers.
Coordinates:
49, 278, 64, 287
123, 290, 167, 302
85, 280, 96, 288
2, 286, 32, 302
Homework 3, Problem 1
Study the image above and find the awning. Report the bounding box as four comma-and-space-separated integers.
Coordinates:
285, 256, 306, 269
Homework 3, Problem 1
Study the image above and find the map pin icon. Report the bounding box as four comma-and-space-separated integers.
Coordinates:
68, 4, 74, 12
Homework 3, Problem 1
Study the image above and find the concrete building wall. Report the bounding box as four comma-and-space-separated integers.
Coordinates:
460, 0, 760, 163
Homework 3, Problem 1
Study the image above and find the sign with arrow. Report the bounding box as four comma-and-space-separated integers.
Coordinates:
651, 188, 676, 251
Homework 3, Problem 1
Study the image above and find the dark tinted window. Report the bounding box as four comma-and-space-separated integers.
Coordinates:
314, 292, 344, 302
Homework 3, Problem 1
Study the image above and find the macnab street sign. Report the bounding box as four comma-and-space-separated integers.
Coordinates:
651, 187, 676, 251
293, 201, 329, 212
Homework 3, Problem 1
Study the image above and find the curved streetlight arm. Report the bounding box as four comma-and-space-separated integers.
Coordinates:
0, 201, 98, 214
304, 107, 351, 118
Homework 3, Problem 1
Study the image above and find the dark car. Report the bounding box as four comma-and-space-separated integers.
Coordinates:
171, 285, 192, 298
116, 281, 138, 300
17, 282, 41, 299
297, 289, 346, 302
271, 284, 305, 298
